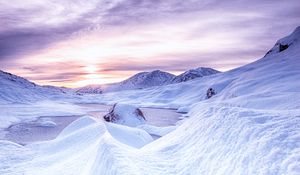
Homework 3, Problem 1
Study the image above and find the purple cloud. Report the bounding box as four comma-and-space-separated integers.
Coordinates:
0, 0, 299, 61
0, 0, 299, 86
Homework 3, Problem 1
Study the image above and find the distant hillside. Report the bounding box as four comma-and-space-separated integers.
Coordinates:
76, 67, 220, 94
171, 67, 220, 83
105, 70, 175, 92
0, 70, 69, 103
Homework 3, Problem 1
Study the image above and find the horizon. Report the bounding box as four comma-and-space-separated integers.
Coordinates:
0, 0, 299, 87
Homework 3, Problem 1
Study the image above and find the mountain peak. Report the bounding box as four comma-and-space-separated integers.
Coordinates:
119, 70, 175, 89
265, 26, 300, 57
172, 67, 220, 83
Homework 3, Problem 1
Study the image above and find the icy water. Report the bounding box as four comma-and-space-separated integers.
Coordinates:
80, 104, 181, 127
2, 104, 182, 145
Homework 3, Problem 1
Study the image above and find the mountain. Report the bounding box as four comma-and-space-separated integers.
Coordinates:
88, 26, 300, 174
171, 67, 220, 83
76, 70, 176, 94
77, 68, 220, 94
265, 26, 300, 57
0, 70, 69, 103
75, 84, 103, 94
6, 26, 300, 174
106, 70, 176, 92
100, 26, 300, 108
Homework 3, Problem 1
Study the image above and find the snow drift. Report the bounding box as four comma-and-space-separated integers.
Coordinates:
0, 27, 300, 175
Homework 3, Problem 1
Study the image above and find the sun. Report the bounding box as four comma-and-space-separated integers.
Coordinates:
84, 65, 98, 74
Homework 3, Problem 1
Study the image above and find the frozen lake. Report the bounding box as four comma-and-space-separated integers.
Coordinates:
2, 104, 183, 145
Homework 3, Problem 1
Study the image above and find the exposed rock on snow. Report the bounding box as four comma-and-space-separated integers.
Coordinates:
265, 26, 300, 57
1, 26, 300, 175
206, 87, 216, 99
103, 103, 146, 127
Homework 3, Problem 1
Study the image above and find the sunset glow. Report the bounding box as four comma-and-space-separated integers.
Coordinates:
0, 0, 299, 87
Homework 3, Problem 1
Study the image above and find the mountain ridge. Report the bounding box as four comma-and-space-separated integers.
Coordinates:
77, 67, 220, 94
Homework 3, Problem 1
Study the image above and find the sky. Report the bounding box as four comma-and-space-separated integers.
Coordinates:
0, 0, 299, 87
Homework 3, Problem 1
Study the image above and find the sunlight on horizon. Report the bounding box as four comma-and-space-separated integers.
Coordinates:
1, 0, 298, 87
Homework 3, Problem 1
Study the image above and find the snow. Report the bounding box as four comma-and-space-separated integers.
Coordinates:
106, 122, 153, 148
36, 118, 57, 127
265, 26, 300, 56
105, 103, 146, 127
137, 124, 176, 137
171, 67, 220, 83
76, 70, 176, 93
76, 68, 219, 94
75, 84, 103, 94
0, 70, 73, 104
0, 101, 85, 129
0, 27, 300, 174
107, 70, 176, 92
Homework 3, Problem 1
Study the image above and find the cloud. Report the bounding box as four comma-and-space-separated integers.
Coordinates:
0, 0, 297, 60
0, 0, 300, 86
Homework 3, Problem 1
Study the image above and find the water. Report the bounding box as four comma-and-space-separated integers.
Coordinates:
80, 104, 181, 127
2, 104, 183, 145
4, 116, 81, 145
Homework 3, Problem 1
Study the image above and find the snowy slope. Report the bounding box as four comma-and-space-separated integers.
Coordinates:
75, 84, 103, 94
265, 26, 300, 56
171, 67, 220, 83
77, 68, 219, 94
77, 70, 176, 93
106, 70, 175, 92
89, 26, 300, 110
1, 27, 300, 175
0, 70, 70, 103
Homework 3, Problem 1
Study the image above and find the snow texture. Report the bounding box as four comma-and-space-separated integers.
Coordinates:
171, 67, 220, 83
103, 103, 146, 127
76, 68, 219, 94
0, 27, 300, 175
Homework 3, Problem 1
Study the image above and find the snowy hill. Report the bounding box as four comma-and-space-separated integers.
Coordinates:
75, 84, 103, 94
1, 27, 300, 175
171, 67, 220, 83
76, 70, 176, 93
106, 70, 175, 92
56, 26, 300, 174
265, 26, 300, 57
94, 26, 300, 109
77, 68, 219, 94
0, 70, 69, 103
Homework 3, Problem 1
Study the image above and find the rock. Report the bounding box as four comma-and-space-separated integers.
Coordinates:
103, 103, 146, 127
206, 87, 216, 99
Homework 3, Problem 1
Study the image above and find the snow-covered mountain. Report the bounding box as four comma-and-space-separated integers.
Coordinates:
265, 26, 300, 57
76, 70, 176, 93
75, 84, 103, 94
106, 70, 175, 92
1, 26, 300, 175
171, 67, 220, 83
77, 68, 219, 94
0, 70, 69, 103
60, 26, 299, 174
